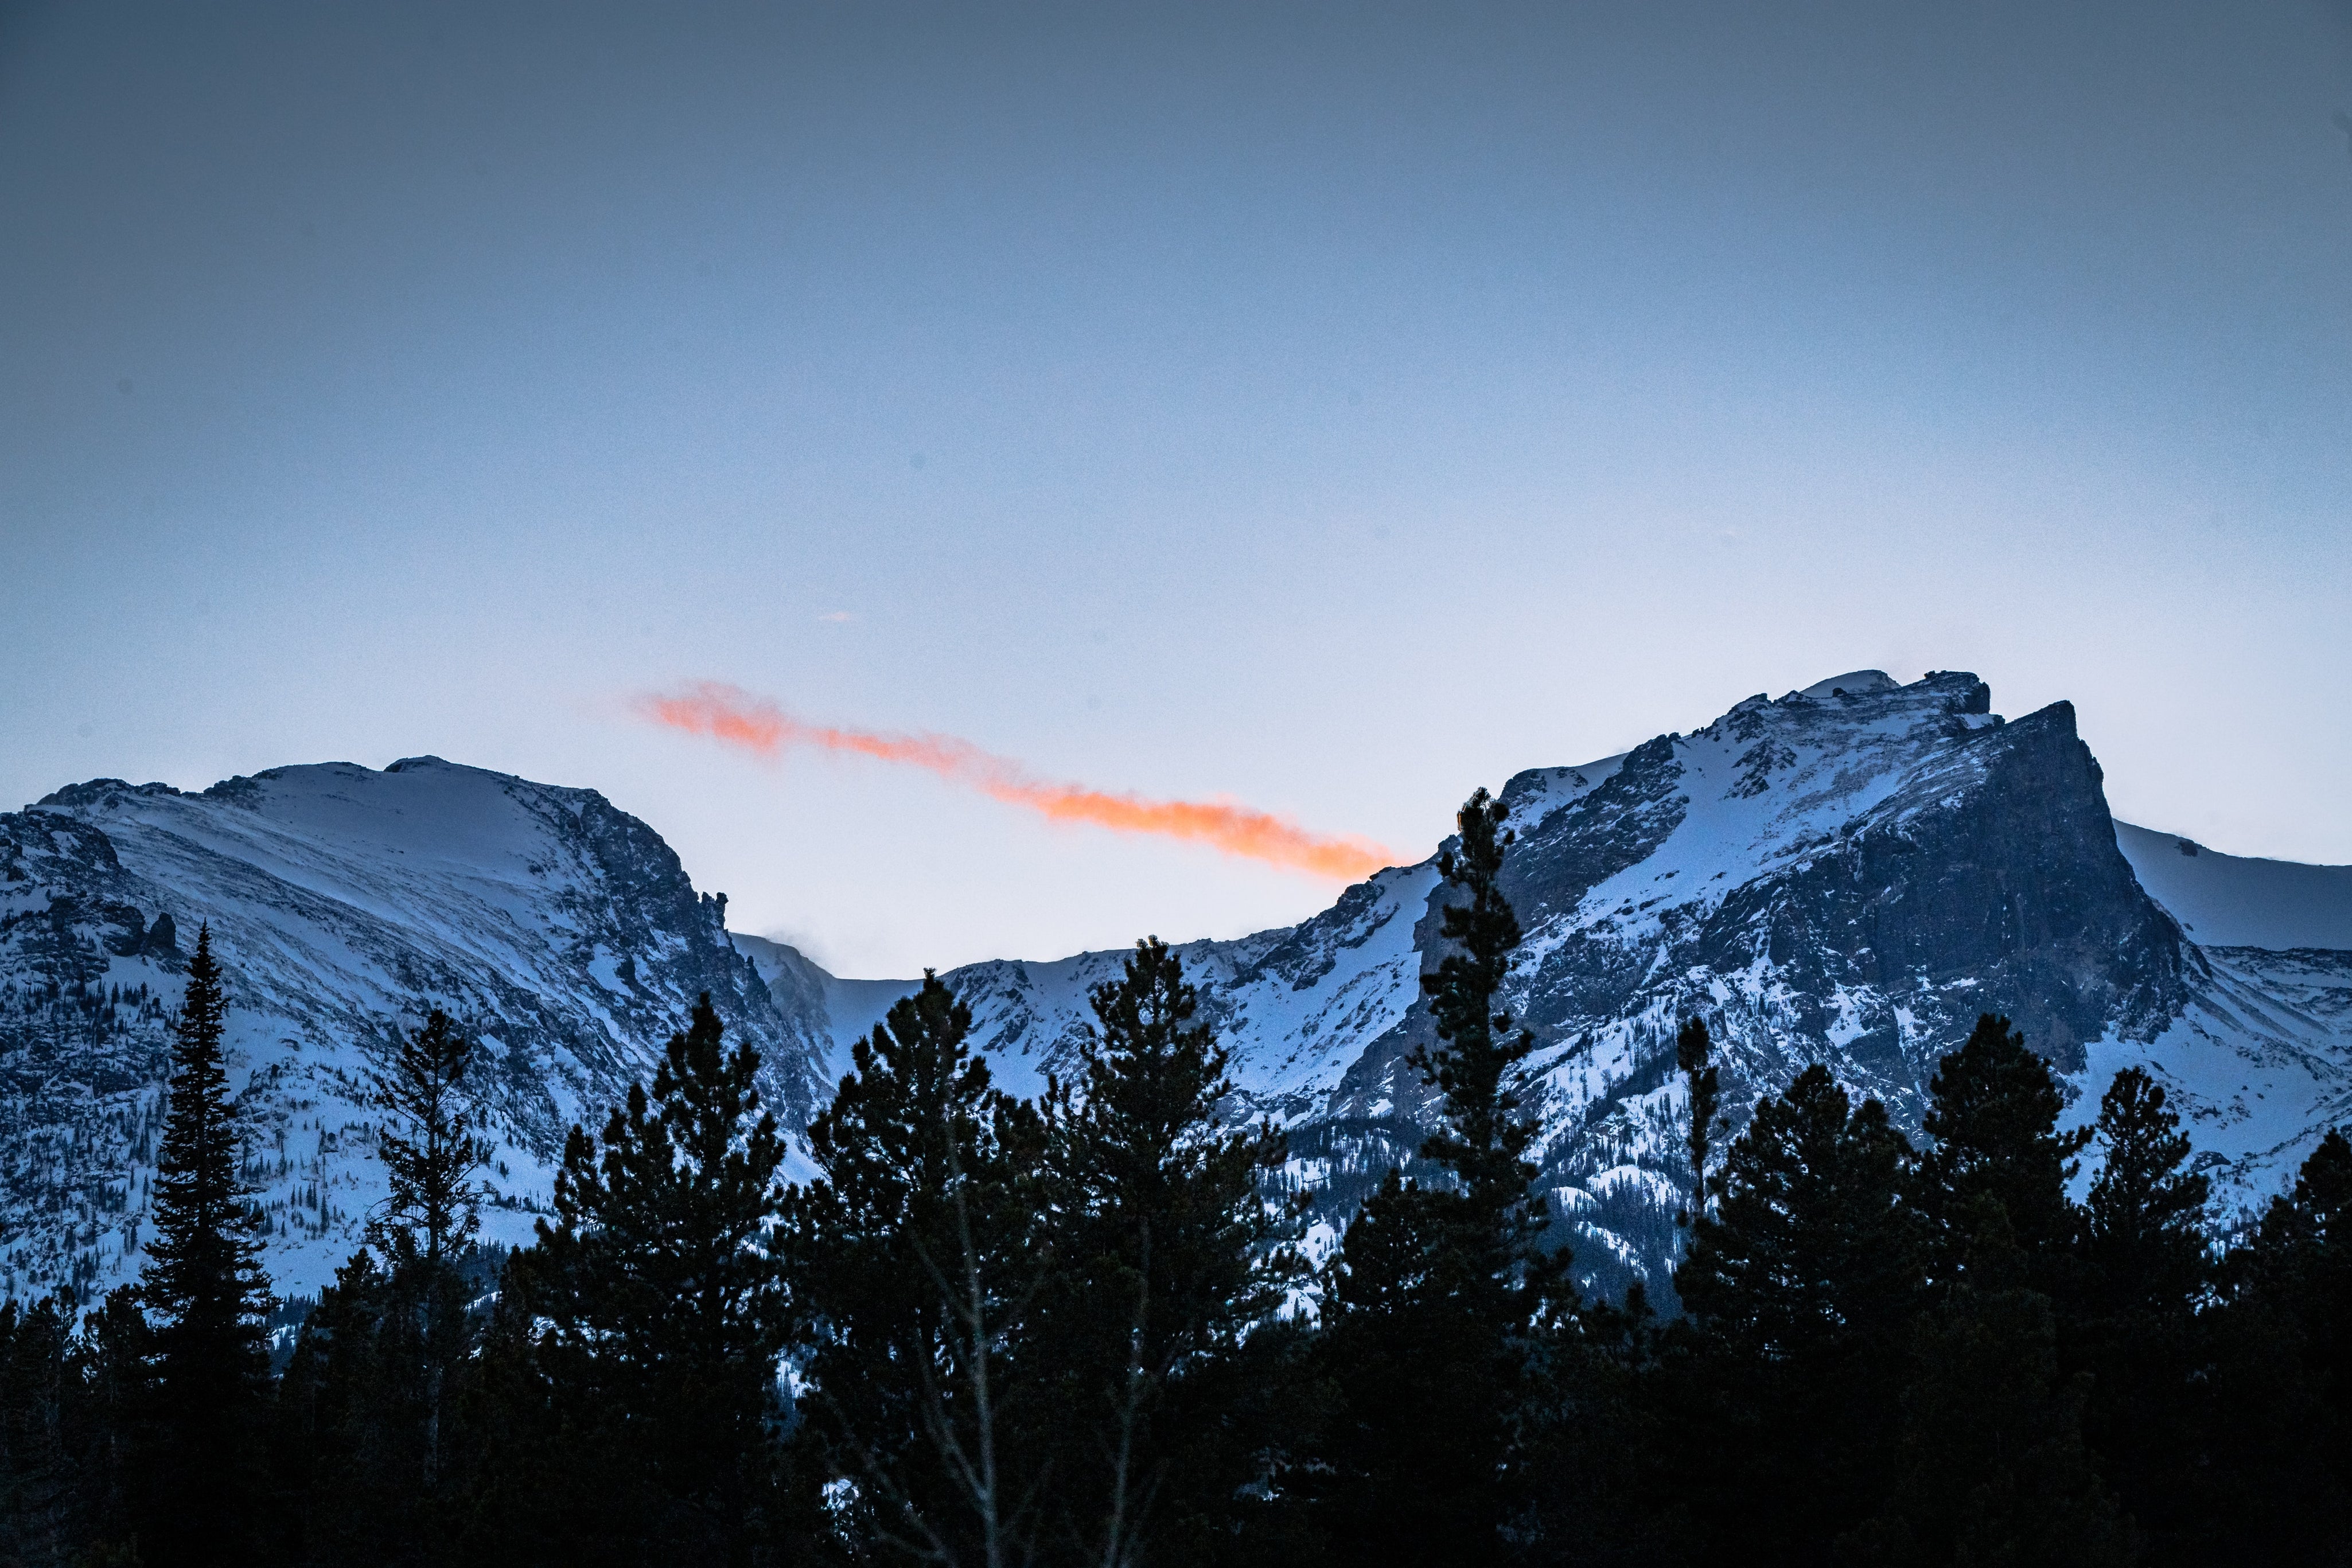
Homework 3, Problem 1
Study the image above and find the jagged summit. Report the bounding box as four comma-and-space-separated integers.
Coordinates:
742, 668, 2349, 1299
33, 778, 184, 809
1792, 668, 1902, 700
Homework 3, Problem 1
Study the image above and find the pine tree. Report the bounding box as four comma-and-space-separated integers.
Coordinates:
1910, 1013, 2090, 1296
2070, 1066, 2211, 1557
0, 1293, 87, 1566
781, 972, 1051, 1568
1676, 1016, 1721, 1220
1517, 1277, 1700, 1566
1035, 937, 1297, 1566
1671, 1063, 1922, 1559
524, 993, 794, 1565
434, 1249, 577, 1568
2245, 1126, 2349, 1300
1844, 1280, 2133, 1567
1677, 1065, 1921, 1367
1315, 788, 1571, 1564
1847, 1017, 2127, 1567
271, 1250, 436, 1566
371, 1009, 489, 1270
367, 1008, 490, 1495
2080, 1067, 2209, 1316
273, 1013, 494, 1562
1411, 789, 1550, 1227
138, 922, 272, 1564
2194, 1129, 2352, 1559
75, 1286, 151, 1558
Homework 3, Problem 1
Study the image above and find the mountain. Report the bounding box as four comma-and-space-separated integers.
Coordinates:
741, 671, 2352, 1300
0, 758, 820, 1302
7, 672, 2347, 1308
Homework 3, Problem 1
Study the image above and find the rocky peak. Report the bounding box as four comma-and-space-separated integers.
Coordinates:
769, 670, 2340, 1303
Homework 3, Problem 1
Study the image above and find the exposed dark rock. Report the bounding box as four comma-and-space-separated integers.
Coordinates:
799, 669, 2343, 1305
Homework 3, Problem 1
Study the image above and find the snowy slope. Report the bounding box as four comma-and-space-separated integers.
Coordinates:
1, 759, 816, 1302
747, 671, 2351, 1298
2113, 821, 2352, 950
2080, 825, 2352, 1187
745, 861, 1442, 1122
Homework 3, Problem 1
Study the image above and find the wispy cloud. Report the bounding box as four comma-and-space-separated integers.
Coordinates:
636, 681, 1397, 880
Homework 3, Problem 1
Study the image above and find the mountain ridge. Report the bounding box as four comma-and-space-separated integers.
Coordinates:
6, 670, 2347, 1306
740, 671, 2350, 1297
1, 756, 819, 1302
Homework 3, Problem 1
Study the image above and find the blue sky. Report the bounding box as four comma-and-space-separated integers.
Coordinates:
5, 1, 2349, 975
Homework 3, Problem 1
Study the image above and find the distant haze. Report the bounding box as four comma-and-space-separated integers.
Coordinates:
5, 1, 2348, 976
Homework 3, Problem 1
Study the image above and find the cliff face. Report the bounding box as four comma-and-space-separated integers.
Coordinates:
1679, 697, 2191, 1074
759, 672, 2342, 1300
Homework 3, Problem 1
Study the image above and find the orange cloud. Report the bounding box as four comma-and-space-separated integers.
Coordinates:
638, 682, 1396, 881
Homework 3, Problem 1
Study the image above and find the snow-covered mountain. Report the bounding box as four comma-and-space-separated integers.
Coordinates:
1, 758, 820, 1302
741, 672, 2352, 1298
7, 672, 2346, 1307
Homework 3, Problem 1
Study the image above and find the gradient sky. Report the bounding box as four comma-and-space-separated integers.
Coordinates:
5, 1, 2349, 977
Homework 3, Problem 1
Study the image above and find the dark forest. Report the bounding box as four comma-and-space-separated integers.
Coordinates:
3, 793, 2346, 1567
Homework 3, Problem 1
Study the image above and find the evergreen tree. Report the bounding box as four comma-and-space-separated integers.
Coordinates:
2071, 1067, 2211, 1559
2194, 1129, 2352, 1559
1845, 1273, 2133, 1567
271, 1251, 437, 1566
74, 1286, 151, 1559
0, 1293, 88, 1567
371, 1009, 490, 1270
1518, 1282, 1701, 1567
1035, 937, 1297, 1566
1671, 1063, 1922, 1559
2244, 1126, 2350, 1312
523, 994, 794, 1566
1315, 788, 1571, 1564
1411, 789, 1550, 1226
1675, 1016, 1721, 1220
366, 1008, 491, 1493
274, 1012, 495, 1562
1848, 1019, 2127, 1566
2080, 1067, 2209, 1316
1676, 1065, 1921, 1366
435, 1249, 578, 1568
138, 923, 272, 1564
781, 973, 1050, 1568
1910, 1013, 2090, 1296
2265, 1127, 2352, 1535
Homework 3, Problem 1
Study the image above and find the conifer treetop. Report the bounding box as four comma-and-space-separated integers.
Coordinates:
369, 1008, 491, 1269
1915, 1013, 2092, 1279
1411, 787, 1541, 1203
142, 922, 271, 1335
534, 993, 790, 1373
